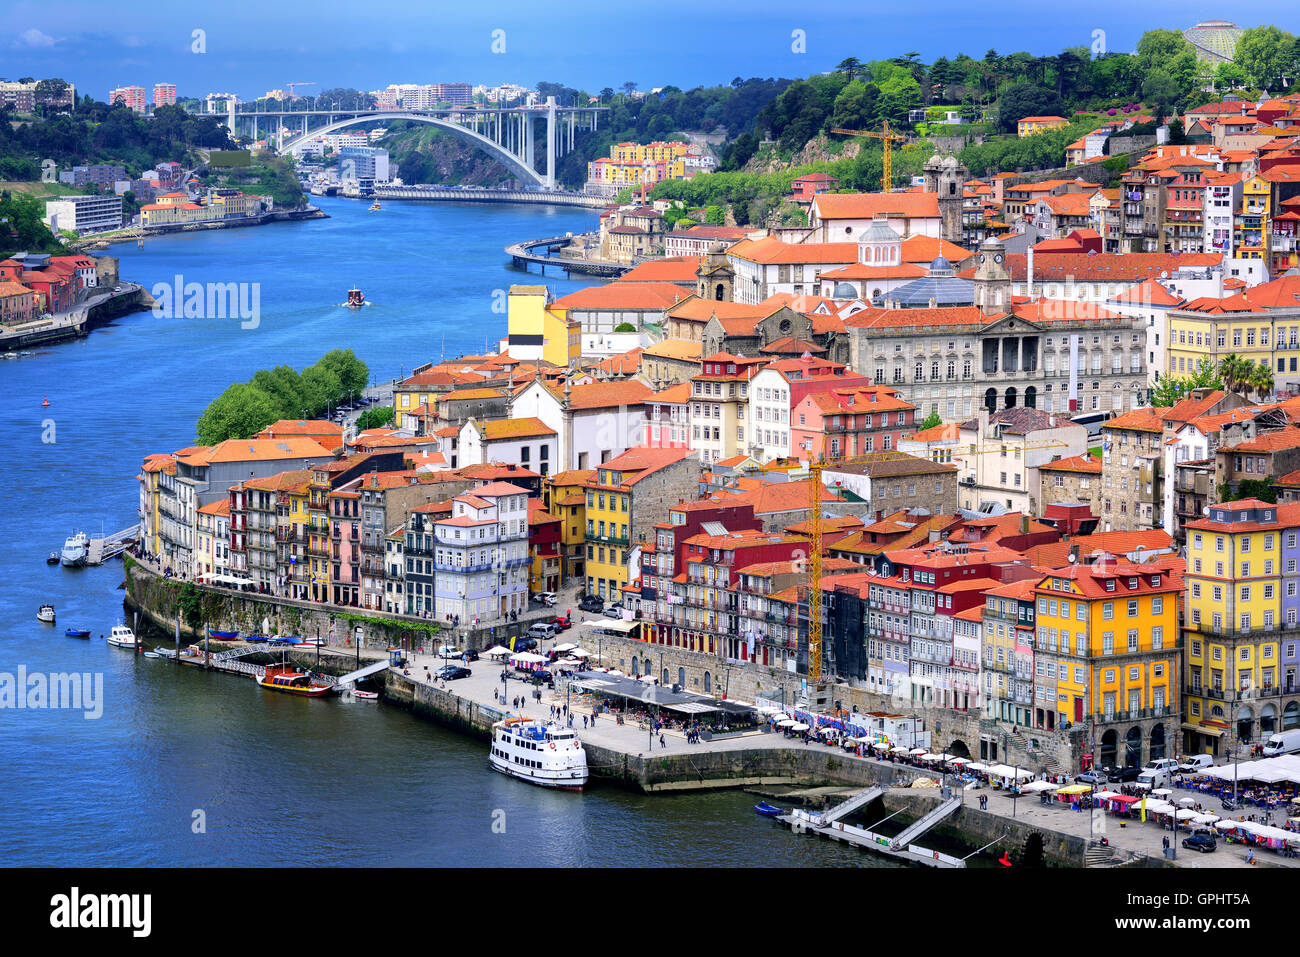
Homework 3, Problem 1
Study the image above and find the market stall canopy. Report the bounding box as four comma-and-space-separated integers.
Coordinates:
891, 746, 911, 755
1021, 780, 1057, 793
1056, 783, 1092, 796
790, 723, 810, 732
777, 719, 797, 728
552, 643, 577, 653
1095, 790, 1121, 801
965, 762, 991, 772
1175, 797, 1198, 808
570, 649, 591, 658
1139, 799, 1174, 815
1174, 809, 1200, 821
948, 757, 970, 765
1191, 813, 1220, 825
909, 748, 929, 755
510, 652, 548, 663
1106, 794, 1140, 805
1152, 788, 1172, 796
483, 645, 511, 658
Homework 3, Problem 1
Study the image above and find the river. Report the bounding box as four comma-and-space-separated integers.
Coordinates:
0, 196, 889, 866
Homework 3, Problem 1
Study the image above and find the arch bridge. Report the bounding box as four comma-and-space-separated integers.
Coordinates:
227, 97, 604, 190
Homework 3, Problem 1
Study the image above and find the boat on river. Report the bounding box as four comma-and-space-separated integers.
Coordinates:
37, 605, 55, 623
369, 201, 381, 211
106, 624, 136, 649
60, 531, 89, 567
257, 662, 334, 697
489, 716, 587, 790
64, 628, 90, 639
754, 801, 785, 817
346, 287, 366, 308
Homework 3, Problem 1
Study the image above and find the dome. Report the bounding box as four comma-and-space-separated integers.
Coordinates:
942, 155, 959, 169
925, 152, 945, 168
832, 282, 859, 300
859, 220, 901, 244
928, 255, 955, 277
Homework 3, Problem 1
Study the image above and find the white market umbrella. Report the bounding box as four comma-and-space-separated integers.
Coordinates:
777, 719, 796, 728
891, 746, 911, 755
909, 747, 929, 755
948, 757, 970, 766
1152, 788, 1172, 796
1175, 797, 1198, 808
483, 645, 511, 658
1174, 809, 1200, 821
790, 723, 810, 732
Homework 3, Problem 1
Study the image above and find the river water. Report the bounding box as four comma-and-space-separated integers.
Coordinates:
0, 196, 883, 866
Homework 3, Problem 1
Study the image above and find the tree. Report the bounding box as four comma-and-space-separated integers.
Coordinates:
835, 57, 865, 81
1149, 360, 1222, 406
918, 410, 943, 431
196, 383, 281, 444
1214, 61, 1248, 92
1140, 70, 1179, 124
355, 406, 394, 431
1021, 831, 1045, 868
830, 80, 879, 132
1247, 361, 1275, 402
995, 83, 1065, 134
1218, 354, 1252, 397
705, 204, 725, 225
1236, 26, 1298, 90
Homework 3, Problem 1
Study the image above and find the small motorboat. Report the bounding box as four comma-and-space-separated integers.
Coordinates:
209, 629, 239, 639
106, 624, 136, 648
46, 552, 59, 565
353, 689, 379, 700
143, 651, 162, 659
346, 287, 365, 308
64, 628, 91, 639
37, 605, 55, 623
297, 637, 324, 647
754, 802, 785, 818
369, 201, 381, 211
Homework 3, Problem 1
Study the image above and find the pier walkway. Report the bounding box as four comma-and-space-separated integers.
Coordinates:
87, 525, 137, 565
818, 786, 883, 825
505, 236, 633, 277
889, 797, 962, 850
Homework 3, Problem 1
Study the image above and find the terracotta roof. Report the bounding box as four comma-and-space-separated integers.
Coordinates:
760, 335, 826, 354
566, 380, 653, 411
726, 237, 858, 265
966, 252, 1222, 284
666, 297, 770, 323
1102, 407, 1172, 434
820, 262, 927, 280
1223, 426, 1300, 453
649, 381, 692, 404
616, 257, 702, 284
642, 338, 702, 361
1037, 453, 1102, 474
1022, 530, 1174, 567
1241, 275, 1300, 310
899, 236, 974, 265
546, 469, 596, 486
590, 447, 691, 485
1165, 390, 1228, 424
474, 417, 556, 440
812, 193, 940, 221
182, 438, 334, 465
710, 477, 839, 514
1110, 279, 1184, 307
905, 422, 962, 443
549, 282, 688, 312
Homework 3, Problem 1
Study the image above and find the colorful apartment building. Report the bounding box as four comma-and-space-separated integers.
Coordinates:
1033, 559, 1180, 769
1017, 116, 1069, 138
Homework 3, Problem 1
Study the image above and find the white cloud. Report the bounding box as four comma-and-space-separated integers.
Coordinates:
14, 27, 55, 48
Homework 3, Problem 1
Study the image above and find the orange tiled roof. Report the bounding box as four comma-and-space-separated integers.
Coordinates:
1102, 407, 1173, 434
476, 417, 556, 440
812, 192, 940, 221
1037, 453, 1102, 474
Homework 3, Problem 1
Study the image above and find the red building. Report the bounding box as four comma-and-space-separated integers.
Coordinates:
790, 385, 918, 460
791, 172, 838, 202
529, 499, 562, 594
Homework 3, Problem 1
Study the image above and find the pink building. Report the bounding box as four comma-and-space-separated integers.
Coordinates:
329, 486, 362, 607
109, 86, 146, 112
791, 385, 918, 460
643, 381, 690, 450
153, 83, 177, 108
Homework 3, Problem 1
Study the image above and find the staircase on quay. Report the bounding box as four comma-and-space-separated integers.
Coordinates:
889, 798, 963, 851
819, 787, 884, 826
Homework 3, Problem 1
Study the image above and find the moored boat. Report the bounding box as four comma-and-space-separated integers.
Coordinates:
106, 624, 136, 648
60, 531, 89, 567
46, 552, 59, 565
64, 628, 90, 639
208, 629, 239, 639
754, 801, 784, 818
368, 201, 381, 211
37, 604, 55, 623
489, 716, 588, 790
257, 662, 334, 697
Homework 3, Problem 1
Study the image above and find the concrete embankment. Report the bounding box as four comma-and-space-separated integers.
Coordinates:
75, 206, 328, 250
0, 284, 154, 351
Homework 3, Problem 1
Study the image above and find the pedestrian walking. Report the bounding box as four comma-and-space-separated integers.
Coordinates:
659, 733, 665, 747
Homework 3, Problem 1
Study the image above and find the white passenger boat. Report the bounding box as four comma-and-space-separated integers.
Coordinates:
37, 604, 55, 623
60, 531, 89, 567
489, 717, 588, 790
106, 624, 136, 648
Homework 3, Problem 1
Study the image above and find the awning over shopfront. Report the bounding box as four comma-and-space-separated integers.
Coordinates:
1181, 721, 1225, 738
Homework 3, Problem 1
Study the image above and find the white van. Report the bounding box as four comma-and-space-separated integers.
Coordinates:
1178, 754, 1215, 772
1262, 729, 1300, 757
1136, 768, 1171, 789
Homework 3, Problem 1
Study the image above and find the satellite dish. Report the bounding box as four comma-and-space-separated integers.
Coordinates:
1068, 554, 1077, 563
1203, 506, 1211, 516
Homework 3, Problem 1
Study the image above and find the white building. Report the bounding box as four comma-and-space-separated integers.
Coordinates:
457, 417, 557, 475
510, 379, 651, 472
954, 407, 1090, 514
433, 482, 530, 624
43, 195, 123, 234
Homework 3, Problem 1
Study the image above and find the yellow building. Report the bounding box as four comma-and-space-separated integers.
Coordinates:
1034, 559, 1180, 769
1166, 277, 1300, 383
506, 285, 579, 368
582, 447, 692, 600
588, 141, 688, 191
1017, 115, 1069, 138
1182, 499, 1300, 756
137, 453, 176, 558
1236, 174, 1270, 260
543, 468, 593, 584
194, 499, 230, 580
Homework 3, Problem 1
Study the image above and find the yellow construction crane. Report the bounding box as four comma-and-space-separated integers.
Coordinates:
804, 438, 1072, 686
287, 81, 316, 99
832, 123, 905, 191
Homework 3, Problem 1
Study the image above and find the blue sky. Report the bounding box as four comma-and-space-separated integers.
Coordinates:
3, 1, 1296, 101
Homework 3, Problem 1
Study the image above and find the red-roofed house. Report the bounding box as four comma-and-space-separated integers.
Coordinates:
747, 355, 872, 462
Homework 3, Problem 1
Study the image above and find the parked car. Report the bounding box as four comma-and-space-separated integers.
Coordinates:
603, 606, 622, 619
549, 615, 571, 631
1181, 833, 1217, 853
434, 665, 471, 681
1262, 729, 1300, 757
512, 637, 538, 653
1075, 769, 1109, 786
537, 592, 558, 606
462, 649, 479, 662
1105, 766, 1143, 784
1178, 754, 1215, 773
578, 596, 604, 613
527, 622, 559, 640
436, 645, 462, 659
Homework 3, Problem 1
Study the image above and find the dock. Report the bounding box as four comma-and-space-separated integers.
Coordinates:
779, 790, 968, 868
86, 525, 137, 565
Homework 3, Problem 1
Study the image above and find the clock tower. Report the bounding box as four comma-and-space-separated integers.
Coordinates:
973, 237, 1010, 317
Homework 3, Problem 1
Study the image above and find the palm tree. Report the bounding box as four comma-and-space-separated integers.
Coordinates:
1248, 361, 1275, 402
1218, 354, 1251, 397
